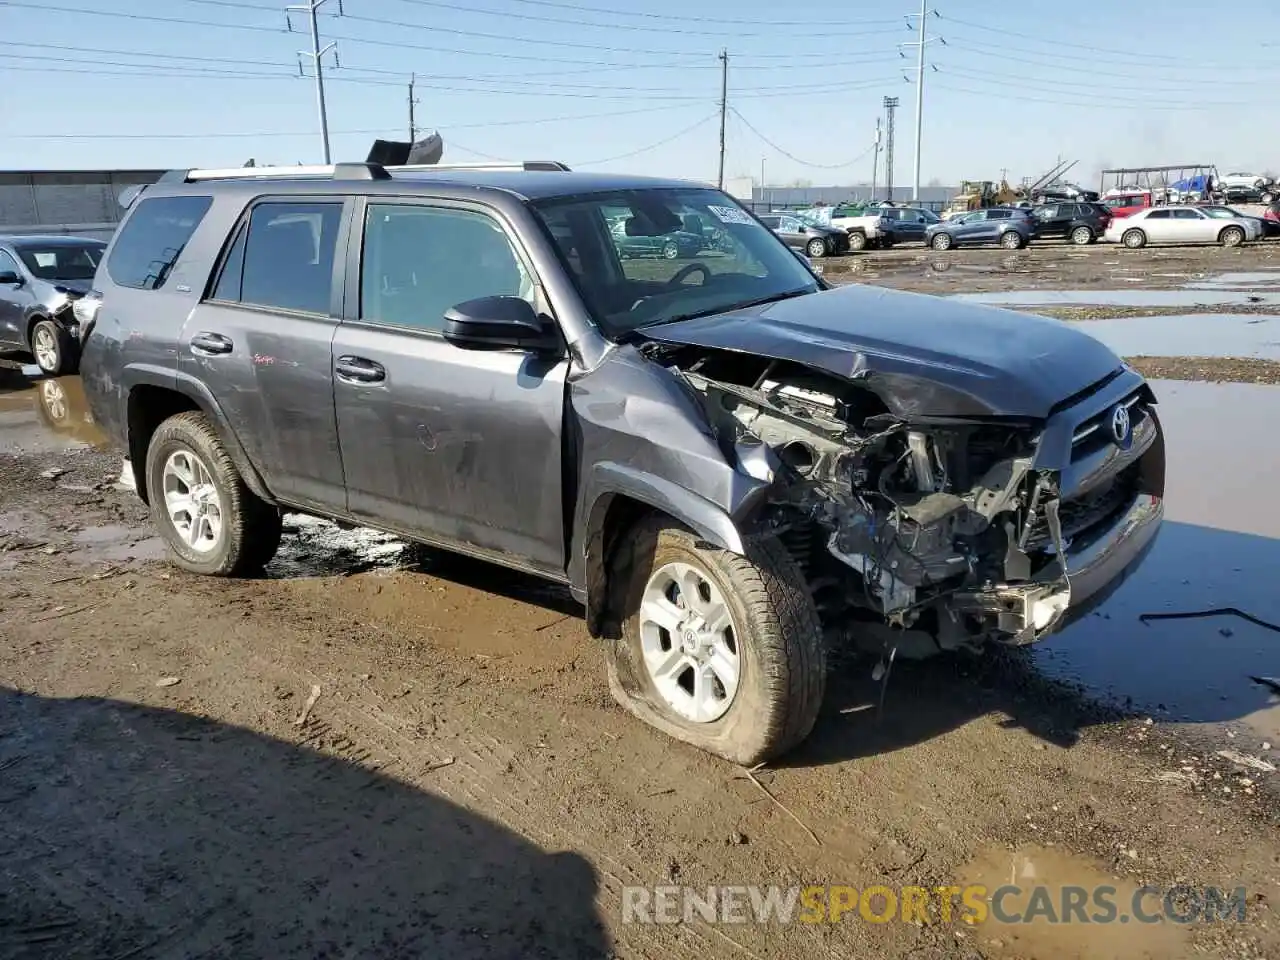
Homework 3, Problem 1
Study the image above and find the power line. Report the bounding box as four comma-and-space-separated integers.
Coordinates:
730, 109, 878, 170
930, 81, 1237, 112
404, 0, 905, 29
578, 113, 719, 166
901, 2, 943, 202
936, 64, 1266, 102
286, 0, 340, 163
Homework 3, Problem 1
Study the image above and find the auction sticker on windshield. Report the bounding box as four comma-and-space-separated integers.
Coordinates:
707, 205, 755, 225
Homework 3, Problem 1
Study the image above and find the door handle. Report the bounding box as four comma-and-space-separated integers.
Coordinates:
190, 332, 233, 356
335, 355, 386, 384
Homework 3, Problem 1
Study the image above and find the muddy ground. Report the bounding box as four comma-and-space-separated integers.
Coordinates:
3, 246, 1280, 959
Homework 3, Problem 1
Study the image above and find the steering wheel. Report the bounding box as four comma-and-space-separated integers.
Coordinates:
667, 262, 710, 287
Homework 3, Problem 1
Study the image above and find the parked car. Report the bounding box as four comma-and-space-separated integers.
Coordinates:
1265, 202, 1280, 236
78, 160, 1165, 766
609, 218, 705, 260
1030, 202, 1113, 245
925, 207, 1038, 250
1105, 205, 1260, 248
1100, 190, 1153, 219
0, 235, 106, 375
827, 207, 891, 250
1218, 183, 1277, 205
1196, 204, 1280, 239
757, 212, 849, 257
876, 206, 942, 245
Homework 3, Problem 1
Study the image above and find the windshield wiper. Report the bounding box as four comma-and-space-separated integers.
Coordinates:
639, 286, 814, 330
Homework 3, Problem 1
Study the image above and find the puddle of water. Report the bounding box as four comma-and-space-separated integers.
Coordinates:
956, 844, 1189, 960
266, 514, 409, 578
1186, 270, 1280, 290
1069, 313, 1280, 360
1033, 380, 1280, 741
70, 524, 166, 563
0, 372, 109, 455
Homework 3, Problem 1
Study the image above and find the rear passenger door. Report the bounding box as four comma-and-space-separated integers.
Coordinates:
1139, 209, 1174, 243
181, 197, 349, 512
1033, 205, 1068, 238
331, 198, 570, 577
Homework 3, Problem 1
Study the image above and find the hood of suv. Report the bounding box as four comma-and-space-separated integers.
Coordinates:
641, 284, 1125, 419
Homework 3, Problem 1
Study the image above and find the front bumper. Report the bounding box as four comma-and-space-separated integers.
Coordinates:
951, 491, 1163, 645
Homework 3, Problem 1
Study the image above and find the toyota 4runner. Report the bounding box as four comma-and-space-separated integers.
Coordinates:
78, 159, 1166, 765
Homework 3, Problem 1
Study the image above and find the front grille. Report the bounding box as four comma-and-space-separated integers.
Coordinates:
1070, 388, 1144, 461
1024, 462, 1140, 550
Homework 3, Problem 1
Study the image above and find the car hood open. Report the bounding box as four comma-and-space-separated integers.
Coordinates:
641, 283, 1125, 419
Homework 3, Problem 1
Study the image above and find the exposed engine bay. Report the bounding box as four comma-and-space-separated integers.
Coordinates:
644, 344, 1145, 658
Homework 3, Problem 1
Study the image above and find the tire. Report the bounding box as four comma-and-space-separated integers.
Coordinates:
847, 231, 868, 251
144, 411, 282, 577
931, 233, 953, 251
1263, 192, 1275, 204
1070, 226, 1094, 245
29, 318, 77, 376
605, 518, 826, 767
661, 240, 680, 260
1219, 226, 1245, 248
1000, 230, 1025, 250
805, 237, 828, 258
1122, 228, 1147, 249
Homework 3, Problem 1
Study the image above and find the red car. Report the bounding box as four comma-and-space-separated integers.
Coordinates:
1101, 190, 1153, 220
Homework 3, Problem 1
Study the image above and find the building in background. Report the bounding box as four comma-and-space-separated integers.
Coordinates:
726, 177, 958, 213
0, 169, 166, 240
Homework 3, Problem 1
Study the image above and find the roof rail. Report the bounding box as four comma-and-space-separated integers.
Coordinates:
160, 159, 571, 183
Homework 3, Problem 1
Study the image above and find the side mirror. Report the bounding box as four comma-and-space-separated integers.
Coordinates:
442, 295, 558, 353
0, 270, 21, 286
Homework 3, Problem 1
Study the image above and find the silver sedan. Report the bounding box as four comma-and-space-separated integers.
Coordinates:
1105, 205, 1261, 248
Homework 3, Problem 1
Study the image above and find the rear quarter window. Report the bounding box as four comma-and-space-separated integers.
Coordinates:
106, 194, 213, 290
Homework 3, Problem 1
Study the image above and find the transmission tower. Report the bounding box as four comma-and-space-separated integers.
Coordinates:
287, 0, 342, 164
882, 96, 899, 203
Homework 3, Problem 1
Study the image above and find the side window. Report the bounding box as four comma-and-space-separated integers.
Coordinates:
0, 250, 20, 276
360, 204, 533, 333
780, 216, 799, 231
1146, 210, 1171, 219
988, 210, 1011, 220
214, 201, 343, 315
107, 194, 213, 290
759, 216, 781, 229
1172, 209, 1201, 219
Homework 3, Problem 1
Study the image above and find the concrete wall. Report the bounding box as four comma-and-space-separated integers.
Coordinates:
0, 170, 166, 240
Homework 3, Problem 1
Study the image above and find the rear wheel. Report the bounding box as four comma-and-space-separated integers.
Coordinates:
1219, 225, 1245, 248
661, 240, 680, 260
1122, 228, 1147, 249
805, 237, 828, 258
606, 518, 826, 766
1070, 225, 1094, 245
931, 233, 953, 251
144, 411, 282, 577
1000, 230, 1025, 250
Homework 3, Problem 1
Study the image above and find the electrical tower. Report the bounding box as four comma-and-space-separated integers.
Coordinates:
717, 50, 729, 190
408, 74, 419, 142
882, 96, 899, 203
287, 0, 342, 164
870, 116, 881, 202
901, 1, 944, 202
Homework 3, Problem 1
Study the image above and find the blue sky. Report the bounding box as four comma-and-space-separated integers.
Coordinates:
3, 0, 1278, 188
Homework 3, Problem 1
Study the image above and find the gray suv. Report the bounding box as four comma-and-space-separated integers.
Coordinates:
78, 160, 1166, 765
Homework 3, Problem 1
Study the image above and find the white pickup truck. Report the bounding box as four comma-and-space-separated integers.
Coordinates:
827, 207, 892, 251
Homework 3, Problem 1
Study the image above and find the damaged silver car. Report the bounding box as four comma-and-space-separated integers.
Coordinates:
0, 235, 106, 375
80, 165, 1164, 766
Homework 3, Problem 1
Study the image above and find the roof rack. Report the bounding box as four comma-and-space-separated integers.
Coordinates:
159, 160, 571, 183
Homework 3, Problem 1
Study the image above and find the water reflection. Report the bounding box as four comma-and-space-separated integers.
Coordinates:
1070, 313, 1280, 360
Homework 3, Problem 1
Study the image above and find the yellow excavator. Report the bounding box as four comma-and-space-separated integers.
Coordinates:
941, 179, 1025, 219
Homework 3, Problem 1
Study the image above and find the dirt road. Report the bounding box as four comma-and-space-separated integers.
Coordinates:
3, 250, 1279, 959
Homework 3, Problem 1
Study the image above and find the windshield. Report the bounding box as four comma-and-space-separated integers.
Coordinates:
530, 187, 820, 337
15, 242, 104, 281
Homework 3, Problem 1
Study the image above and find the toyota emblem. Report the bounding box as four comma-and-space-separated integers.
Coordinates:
1110, 403, 1132, 447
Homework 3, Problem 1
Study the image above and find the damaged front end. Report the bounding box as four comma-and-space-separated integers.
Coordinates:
661, 349, 1164, 656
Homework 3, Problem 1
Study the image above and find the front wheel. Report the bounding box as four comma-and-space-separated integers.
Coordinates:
1000, 230, 1025, 250
606, 519, 826, 766
1122, 228, 1147, 249
144, 411, 282, 577
805, 237, 828, 258
30, 319, 76, 376
1070, 226, 1094, 245
661, 240, 680, 260
847, 231, 868, 251
1219, 226, 1245, 248
931, 233, 953, 251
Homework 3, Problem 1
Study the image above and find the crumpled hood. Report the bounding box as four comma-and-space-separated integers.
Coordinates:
642, 283, 1125, 419
49, 278, 92, 296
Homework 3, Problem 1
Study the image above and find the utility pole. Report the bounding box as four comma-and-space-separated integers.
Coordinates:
408, 73, 419, 142
870, 116, 881, 202
882, 96, 899, 203
901, 1, 943, 202
287, 0, 342, 164
717, 50, 728, 189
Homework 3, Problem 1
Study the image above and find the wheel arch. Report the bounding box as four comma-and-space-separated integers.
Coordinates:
576, 464, 747, 640
123, 366, 274, 506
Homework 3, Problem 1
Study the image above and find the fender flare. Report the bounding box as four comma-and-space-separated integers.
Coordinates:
121, 363, 274, 505
574, 461, 748, 637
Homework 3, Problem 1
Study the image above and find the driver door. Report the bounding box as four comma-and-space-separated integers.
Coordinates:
0, 249, 28, 349
331, 198, 570, 577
